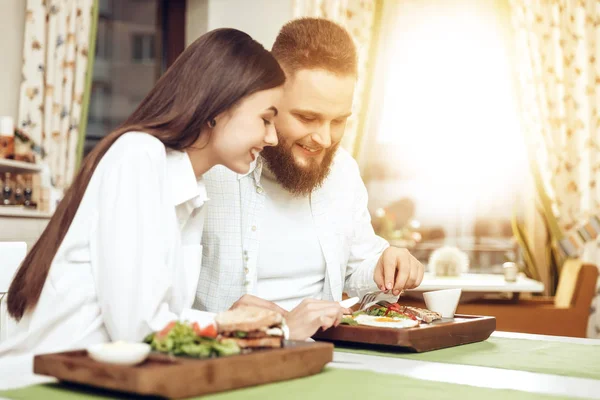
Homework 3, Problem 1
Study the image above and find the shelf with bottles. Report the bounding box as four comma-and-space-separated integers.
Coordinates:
0, 116, 44, 174
0, 171, 50, 219
0, 117, 53, 218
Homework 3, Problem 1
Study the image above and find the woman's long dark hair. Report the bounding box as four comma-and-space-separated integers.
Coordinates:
7, 28, 285, 320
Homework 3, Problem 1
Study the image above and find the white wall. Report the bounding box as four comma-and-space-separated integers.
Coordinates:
186, 0, 209, 47
186, 0, 293, 49
0, 0, 26, 120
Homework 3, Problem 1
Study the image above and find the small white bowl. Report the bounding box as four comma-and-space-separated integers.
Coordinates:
87, 341, 151, 366
423, 288, 462, 318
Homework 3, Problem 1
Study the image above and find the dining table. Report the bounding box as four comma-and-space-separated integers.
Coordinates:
0, 331, 598, 399
404, 272, 545, 303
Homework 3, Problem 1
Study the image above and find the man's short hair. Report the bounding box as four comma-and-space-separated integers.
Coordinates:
272, 18, 357, 76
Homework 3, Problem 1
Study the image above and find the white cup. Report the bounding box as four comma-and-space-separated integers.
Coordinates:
423, 288, 462, 318
503, 262, 518, 282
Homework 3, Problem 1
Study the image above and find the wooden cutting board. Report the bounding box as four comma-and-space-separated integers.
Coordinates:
33, 341, 333, 399
312, 314, 495, 352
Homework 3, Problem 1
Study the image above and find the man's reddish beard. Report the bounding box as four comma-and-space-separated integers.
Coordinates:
261, 133, 339, 197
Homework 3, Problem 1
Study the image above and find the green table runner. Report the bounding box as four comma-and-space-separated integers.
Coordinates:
335, 336, 600, 380
0, 368, 582, 400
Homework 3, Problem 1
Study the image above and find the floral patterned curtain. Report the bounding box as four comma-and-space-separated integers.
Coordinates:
18, 0, 94, 189
509, 0, 600, 337
292, 0, 378, 156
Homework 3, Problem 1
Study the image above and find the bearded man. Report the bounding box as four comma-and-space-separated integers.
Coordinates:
194, 18, 424, 336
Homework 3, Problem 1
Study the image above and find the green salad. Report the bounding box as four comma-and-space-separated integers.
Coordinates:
143, 321, 240, 358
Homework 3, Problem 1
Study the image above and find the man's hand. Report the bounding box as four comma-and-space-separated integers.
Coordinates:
230, 294, 288, 316
286, 299, 351, 340
374, 247, 424, 295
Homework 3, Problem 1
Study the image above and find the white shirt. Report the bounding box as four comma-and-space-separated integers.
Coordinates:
195, 148, 390, 313
0, 132, 207, 388
255, 169, 326, 311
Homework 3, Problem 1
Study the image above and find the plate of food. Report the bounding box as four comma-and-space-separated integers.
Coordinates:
33, 306, 333, 399
313, 300, 496, 353
341, 301, 443, 328
142, 305, 287, 359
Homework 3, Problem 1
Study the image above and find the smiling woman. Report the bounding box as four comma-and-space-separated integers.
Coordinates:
0, 28, 285, 388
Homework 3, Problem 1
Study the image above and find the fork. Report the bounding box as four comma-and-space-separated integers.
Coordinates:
357, 291, 380, 311
357, 290, 404, 311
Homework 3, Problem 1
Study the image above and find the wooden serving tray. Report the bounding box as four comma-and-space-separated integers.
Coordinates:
33, 341, 333, 399
312, 314, 495, 352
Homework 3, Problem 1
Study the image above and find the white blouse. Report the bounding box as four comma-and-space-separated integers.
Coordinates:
0, 132, 207, 388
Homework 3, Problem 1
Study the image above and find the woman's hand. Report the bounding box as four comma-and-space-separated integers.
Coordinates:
230, 294, 288, 316
286, 299, 351, 340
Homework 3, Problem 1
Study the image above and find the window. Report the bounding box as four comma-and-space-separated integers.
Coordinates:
98, 0, 113, 16
364, 0, 527, 273
132, 34, 156, 63
95, 19, 112, 60
83, 0, 186, 157
83, 0, 170, 157
85, 84, 112, 155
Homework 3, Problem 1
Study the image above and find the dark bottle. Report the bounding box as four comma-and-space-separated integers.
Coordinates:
14, 175, 23, 205
2, 172, 13, 205
23, 175, 33, 207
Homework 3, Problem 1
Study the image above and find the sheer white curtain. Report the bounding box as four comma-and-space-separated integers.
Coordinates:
509, 0, 600, 338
